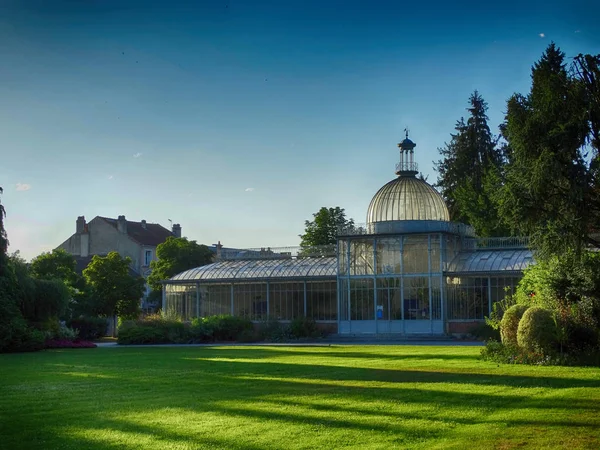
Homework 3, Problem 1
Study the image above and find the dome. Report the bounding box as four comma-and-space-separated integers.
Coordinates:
367, 175, 450, 223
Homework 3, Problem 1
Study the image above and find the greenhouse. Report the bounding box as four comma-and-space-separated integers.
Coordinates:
163, 134, 533, 335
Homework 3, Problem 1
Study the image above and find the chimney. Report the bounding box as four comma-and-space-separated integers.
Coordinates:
76, 216, 86, 234
172, 223, 181, 238
117, 215, 127, 234
216, 241, 223, 259
141, 219, 147, 229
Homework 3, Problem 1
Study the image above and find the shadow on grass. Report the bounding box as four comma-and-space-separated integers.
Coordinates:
5, 347, 600, 449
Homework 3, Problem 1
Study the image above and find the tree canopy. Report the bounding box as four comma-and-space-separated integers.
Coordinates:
497, 43, 599, 258
147, 237, 214, 293
299, 207, 354, 250
30, 249, 79, 287
435, 91, 506, 236
0, 187, 8, 276
83, 252, 145, 319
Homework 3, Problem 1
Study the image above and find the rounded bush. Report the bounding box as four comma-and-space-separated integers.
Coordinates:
500, 304, 529, 347
517, 307, 557, 354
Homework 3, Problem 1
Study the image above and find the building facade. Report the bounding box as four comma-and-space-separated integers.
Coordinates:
163, 135, 532, 335
58, 215, 181, 306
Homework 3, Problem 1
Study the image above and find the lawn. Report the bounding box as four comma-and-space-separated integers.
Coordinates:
1, 345, 599, 450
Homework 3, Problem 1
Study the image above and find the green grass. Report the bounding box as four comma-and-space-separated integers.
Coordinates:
1, 345, 599, 450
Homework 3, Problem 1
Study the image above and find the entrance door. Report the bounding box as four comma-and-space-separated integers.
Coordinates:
376, 279, 400, 334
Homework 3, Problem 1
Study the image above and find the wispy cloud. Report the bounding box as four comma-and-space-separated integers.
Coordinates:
245, 187, 255, 192
539, 33, 545, 38
108, 175, 114, 180
16, 183, 32, 191
575, 30, 581, 33
133, 152, 143, 158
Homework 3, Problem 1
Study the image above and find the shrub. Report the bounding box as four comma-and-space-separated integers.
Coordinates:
257, 318, 292, 342
0, 288, 45, 353
290, 316, 320, 339
189, 318, 215, 342
469, 322, 501, 341
517, 307, 557, 354
500, 304, 529, 346
21, 279, 70, 325
204, 315, 253, 341
68, 316, 107, 340
117, 315, 189, 345
237, 328, 261, 343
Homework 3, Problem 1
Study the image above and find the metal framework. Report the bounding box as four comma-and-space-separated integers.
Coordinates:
167, 257, 337, 283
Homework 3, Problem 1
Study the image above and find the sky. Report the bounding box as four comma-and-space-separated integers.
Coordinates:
0, 0, 598, 260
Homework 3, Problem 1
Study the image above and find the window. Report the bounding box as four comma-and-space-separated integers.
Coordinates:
145, 250, 152, 266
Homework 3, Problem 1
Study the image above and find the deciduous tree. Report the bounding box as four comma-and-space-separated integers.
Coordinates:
147, 237, 213, 295
83, 252, 145, 319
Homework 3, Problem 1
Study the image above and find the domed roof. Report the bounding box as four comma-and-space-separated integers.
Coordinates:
367, 175, 450, 223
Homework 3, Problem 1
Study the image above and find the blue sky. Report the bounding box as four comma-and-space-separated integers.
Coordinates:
1, 0, 598, 260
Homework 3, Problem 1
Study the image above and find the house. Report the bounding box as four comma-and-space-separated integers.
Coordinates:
57, 215, 181, 308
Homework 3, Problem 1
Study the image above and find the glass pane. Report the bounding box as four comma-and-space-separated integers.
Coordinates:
376, 278, 401, 320
338, 240, 348, 275
446, 277, 489, 320
350, 279, 374, 320
201, 284, 231, 317
376, 238, 402, 274
403, 235, 429, 274
403, 277, 429, 320
350, 239, 374, 275
233, 283, 268, 320
306, 281, 337, 321
269, 282, 304, 320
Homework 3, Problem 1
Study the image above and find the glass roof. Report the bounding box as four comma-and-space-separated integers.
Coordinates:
447, 249, 533, 275
367, 175, 450, 224
169, 257, 337, 282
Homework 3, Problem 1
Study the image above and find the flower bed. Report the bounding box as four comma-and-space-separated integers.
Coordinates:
45, 339, 97, 349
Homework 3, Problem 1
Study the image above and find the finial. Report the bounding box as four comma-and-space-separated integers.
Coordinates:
404, 127, 409, 139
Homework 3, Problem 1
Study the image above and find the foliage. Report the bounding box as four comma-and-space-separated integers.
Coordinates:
499, 304, 530, 347
435, 91, 507, 236
147, 237, 213, 296
20, 279, 71, 326
83, 252, 145, 319
44, 339, 97, 349
68, 316, 107, 340
497, 43, 599, 258
257, 318, 293, 342
290, 316, 321, 338
0, 293, 45, 353
485, 287, 517, 330
29, 249, 80, 288
299, 207, 354, 253
572, 53, 600, 154
517, 307, 557, 355
0, 186, 8, 275
468, 322, 500, 341
200, 315, 254, 341
118, 314, 189, 345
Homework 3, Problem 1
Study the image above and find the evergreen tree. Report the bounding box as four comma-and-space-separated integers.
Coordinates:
435, 91, 506, 236
497, 43, 596, 257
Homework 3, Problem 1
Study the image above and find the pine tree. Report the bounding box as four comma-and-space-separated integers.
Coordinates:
498, 43, 596, 257
435, 91, 506, 236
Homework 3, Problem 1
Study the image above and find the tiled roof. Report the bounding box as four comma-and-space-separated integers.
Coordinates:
99, 217, 174, 247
